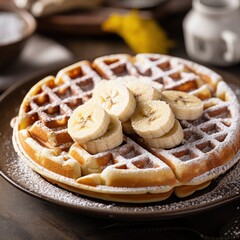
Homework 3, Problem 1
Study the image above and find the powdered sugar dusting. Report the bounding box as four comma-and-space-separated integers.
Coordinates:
2, 150, 240, 217
2, 119, 240, 218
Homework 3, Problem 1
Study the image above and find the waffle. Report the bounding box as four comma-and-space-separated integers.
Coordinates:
12, 54, 240, 202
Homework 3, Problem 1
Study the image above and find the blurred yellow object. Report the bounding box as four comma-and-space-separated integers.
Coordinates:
102, 10, 174, 54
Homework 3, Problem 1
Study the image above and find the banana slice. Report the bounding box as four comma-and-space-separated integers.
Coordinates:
131, 100, 175, 139
92, 80, 136, 122
83, 116, 123, 154
68, 100, 110, 144
117, 76, 162, 103
161, 90, 204, 120
145, 120, 184, 149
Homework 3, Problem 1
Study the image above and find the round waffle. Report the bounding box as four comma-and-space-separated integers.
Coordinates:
12, 54, 240, 203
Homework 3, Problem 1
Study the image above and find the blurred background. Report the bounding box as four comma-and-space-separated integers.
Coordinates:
2, 0, 240, 94
0, 0, 193, 92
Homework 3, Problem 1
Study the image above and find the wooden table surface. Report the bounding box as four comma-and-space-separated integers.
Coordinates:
1, 6, 240, 240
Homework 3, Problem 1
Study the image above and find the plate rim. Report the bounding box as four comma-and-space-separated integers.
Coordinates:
1, 169, 239, 220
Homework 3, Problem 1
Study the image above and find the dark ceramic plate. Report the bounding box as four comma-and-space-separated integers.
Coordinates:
0, 70, 240, 220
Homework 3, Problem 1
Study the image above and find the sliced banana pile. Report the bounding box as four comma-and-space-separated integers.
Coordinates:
68, 76, 204, 154
68, 100, 123, 154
